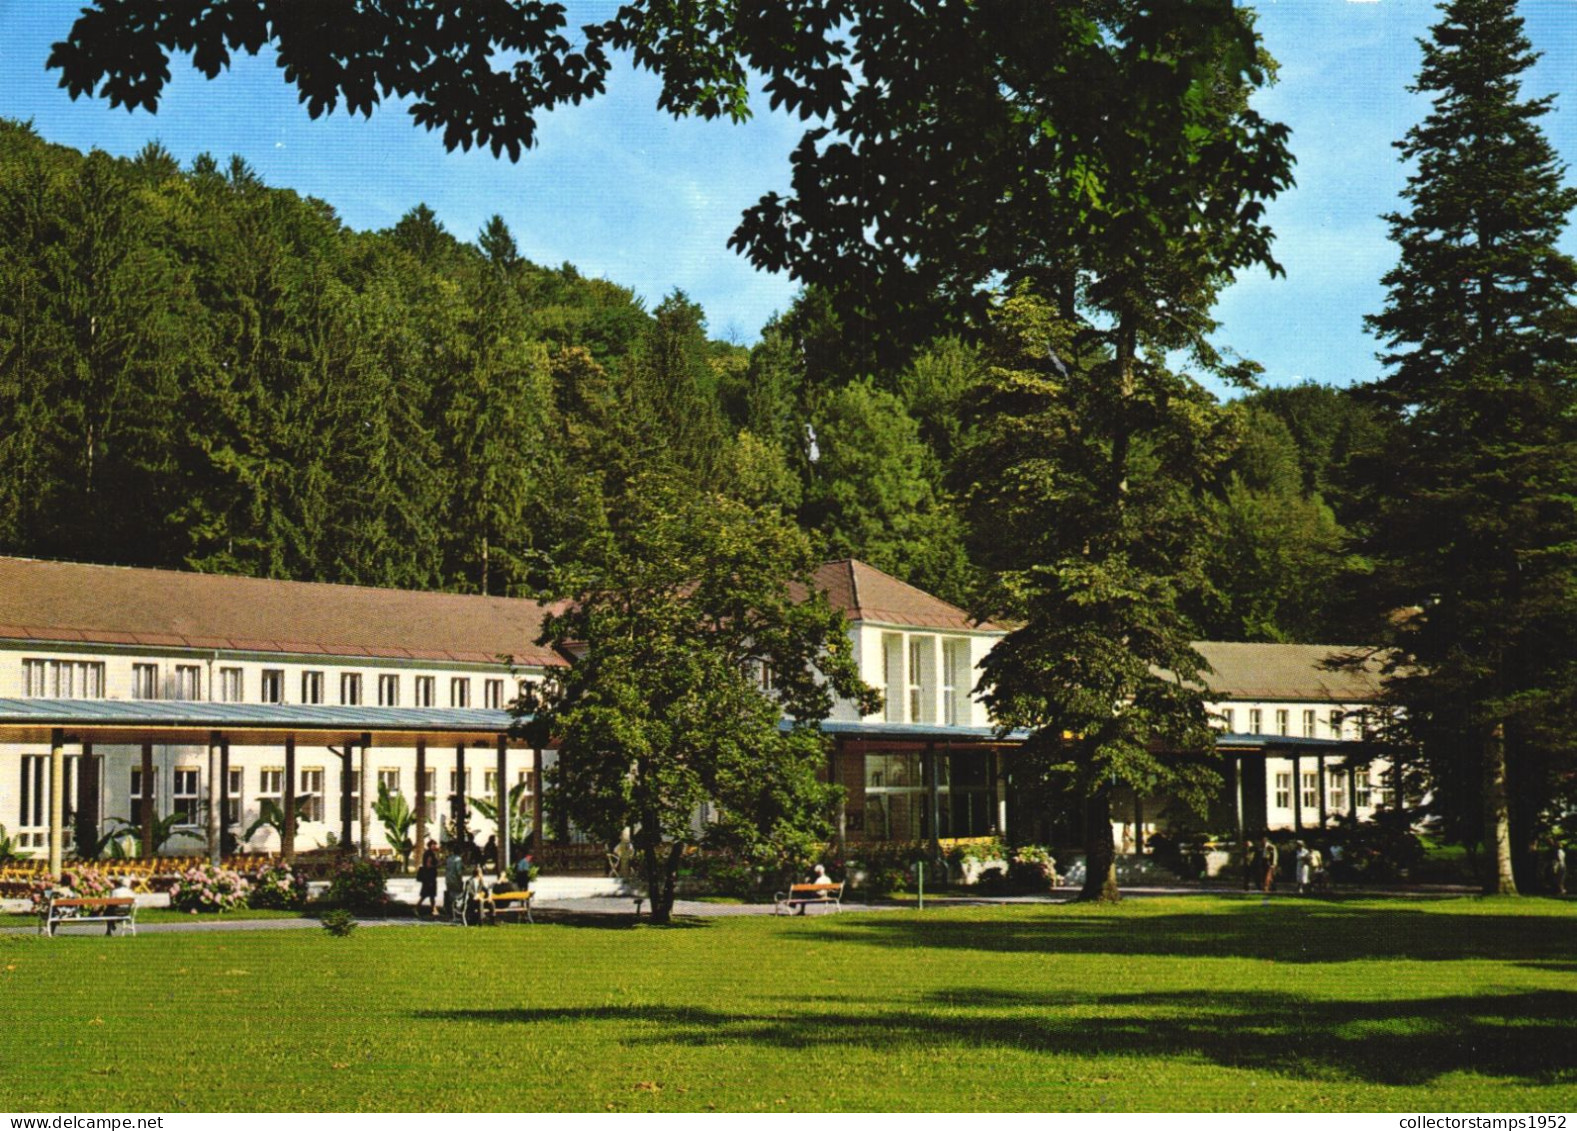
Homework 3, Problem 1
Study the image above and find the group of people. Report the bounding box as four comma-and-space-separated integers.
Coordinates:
414, 838, 535, 921
1242, 836, 1328, 896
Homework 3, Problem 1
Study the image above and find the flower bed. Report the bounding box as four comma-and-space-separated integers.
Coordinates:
169, 864, 250, 913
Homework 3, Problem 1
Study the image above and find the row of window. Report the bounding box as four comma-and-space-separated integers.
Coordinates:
18, 754, 533, 833
22, 658, 515, 708
1270, 767, 1391, 812
1219, 706, 1353, 738
880, 635, 975, 726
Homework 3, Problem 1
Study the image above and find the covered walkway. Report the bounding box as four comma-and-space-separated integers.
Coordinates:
0, 698, 540, 878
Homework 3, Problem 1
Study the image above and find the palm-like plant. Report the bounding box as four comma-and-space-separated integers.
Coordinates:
468, 781, 534, 857
244, 799, 287, 845
373, 784, 416, 868
0, 823, 20, 865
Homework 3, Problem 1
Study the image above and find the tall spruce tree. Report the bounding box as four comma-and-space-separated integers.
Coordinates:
1364, 0, 1577, 895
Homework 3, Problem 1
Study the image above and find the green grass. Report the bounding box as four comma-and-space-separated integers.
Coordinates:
1, 895, 1573, 1112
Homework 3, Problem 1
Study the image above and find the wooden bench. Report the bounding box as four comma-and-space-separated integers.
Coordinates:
774, 882, 844, 915
487, 889, 534, 924
39, 895, 137, 937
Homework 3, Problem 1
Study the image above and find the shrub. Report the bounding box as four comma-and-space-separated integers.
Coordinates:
169, 865, 250, 913
29, 866, 113, 911
705, 859, 761, 898
324, 857, 387, 909
247, 865, 308, 910
320, 908, 357, 937
1007, 844, 1059, 891
863, 865, 908, 898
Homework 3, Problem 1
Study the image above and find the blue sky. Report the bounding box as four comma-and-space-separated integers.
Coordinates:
2, 1, 1575, 388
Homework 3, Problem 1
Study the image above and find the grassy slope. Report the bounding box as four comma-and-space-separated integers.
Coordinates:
0, 896, 1573, 1112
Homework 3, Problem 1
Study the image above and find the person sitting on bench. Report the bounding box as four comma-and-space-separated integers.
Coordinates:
797, 864, 835, 915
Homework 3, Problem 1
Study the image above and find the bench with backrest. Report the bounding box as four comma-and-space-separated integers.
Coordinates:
774, 881, 844, 915
487, 888, 534, 924
39, 895, 137, 937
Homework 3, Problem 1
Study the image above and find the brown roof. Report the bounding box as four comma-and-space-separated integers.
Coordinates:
811, 560, 1000, 632
1193, 641, 1386, 702
0, 557, 565, 667
0, 556, 998, 666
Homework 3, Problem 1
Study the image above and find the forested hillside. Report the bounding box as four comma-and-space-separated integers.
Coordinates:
0, 120, 1377, 640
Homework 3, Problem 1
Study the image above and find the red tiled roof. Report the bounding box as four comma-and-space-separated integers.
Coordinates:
810, 560, 1001, 632
0, 557, 565, 667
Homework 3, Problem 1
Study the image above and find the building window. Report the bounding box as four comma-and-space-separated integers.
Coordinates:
414, 676, 435, 707
907, 636, 935, 724
1329, 710, 1345, 739
172, 768, 200, 826
451, 678, 471, 708
259, 768, 283, 806
132, 663, 160, 700
881, 633, 904, 723
862, 750, 990, 840
754, 661, 774, 692
378, 674, 400, 707
1354, 768, 1372, 809
378, 768, 400, 794
1219, 708, 1236, 733
301, 671, 324, 705
484, 679, 504, 709
299, 768, 324, 823
1328, 769, 1347, 813
23, 659, 105, 699
484, 769, 499, 795
942, 638, 971, 726
1249, 708, 1263, 735
340, 673, 363, 706
19, 754, 68, 846
219, 667, 244, 703
1302, 709, 1317, 739
130, 766, 156, 827
168, 664, 200, 701
1301, 771, 1319, 810
1274, 771, 1291, 809
450, 768, 471, 800
421, 769, 437, 816
261, 669, 284, 704
1276, 709, 1289, 737
224, 767, 243, 826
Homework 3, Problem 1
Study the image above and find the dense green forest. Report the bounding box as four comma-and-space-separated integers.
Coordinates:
0, 119, 1379, 642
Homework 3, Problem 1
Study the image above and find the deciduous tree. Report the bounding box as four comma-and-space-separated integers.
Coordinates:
521, 481, 877, 924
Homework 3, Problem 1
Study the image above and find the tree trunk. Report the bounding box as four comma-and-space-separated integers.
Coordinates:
1079, 786, 1121, 903
1484, 723, 1518, 895
642, 840, 684, 925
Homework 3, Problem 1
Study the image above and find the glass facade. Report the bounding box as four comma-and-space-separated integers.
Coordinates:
861, 750, 992, 841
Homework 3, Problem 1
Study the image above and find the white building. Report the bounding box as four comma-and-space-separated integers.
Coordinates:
0, 556, 1394, 873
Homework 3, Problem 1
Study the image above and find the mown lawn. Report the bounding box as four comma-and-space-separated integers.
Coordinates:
1, 895, 1573, 1112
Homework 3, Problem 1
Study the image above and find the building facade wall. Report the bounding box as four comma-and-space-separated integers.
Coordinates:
0, 641, 548, 855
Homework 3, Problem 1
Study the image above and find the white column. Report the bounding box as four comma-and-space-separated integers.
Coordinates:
48, 729, 65, 880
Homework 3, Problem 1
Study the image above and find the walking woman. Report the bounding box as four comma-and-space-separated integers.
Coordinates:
416, 839, 440, 918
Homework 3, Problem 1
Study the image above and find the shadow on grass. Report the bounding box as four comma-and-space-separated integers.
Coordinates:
822, 900, 1575, 964
528, 910, 712, 930
417, 987, 1577, 1086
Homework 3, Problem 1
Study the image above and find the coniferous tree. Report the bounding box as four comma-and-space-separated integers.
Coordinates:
1363, 0, 1577, 894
